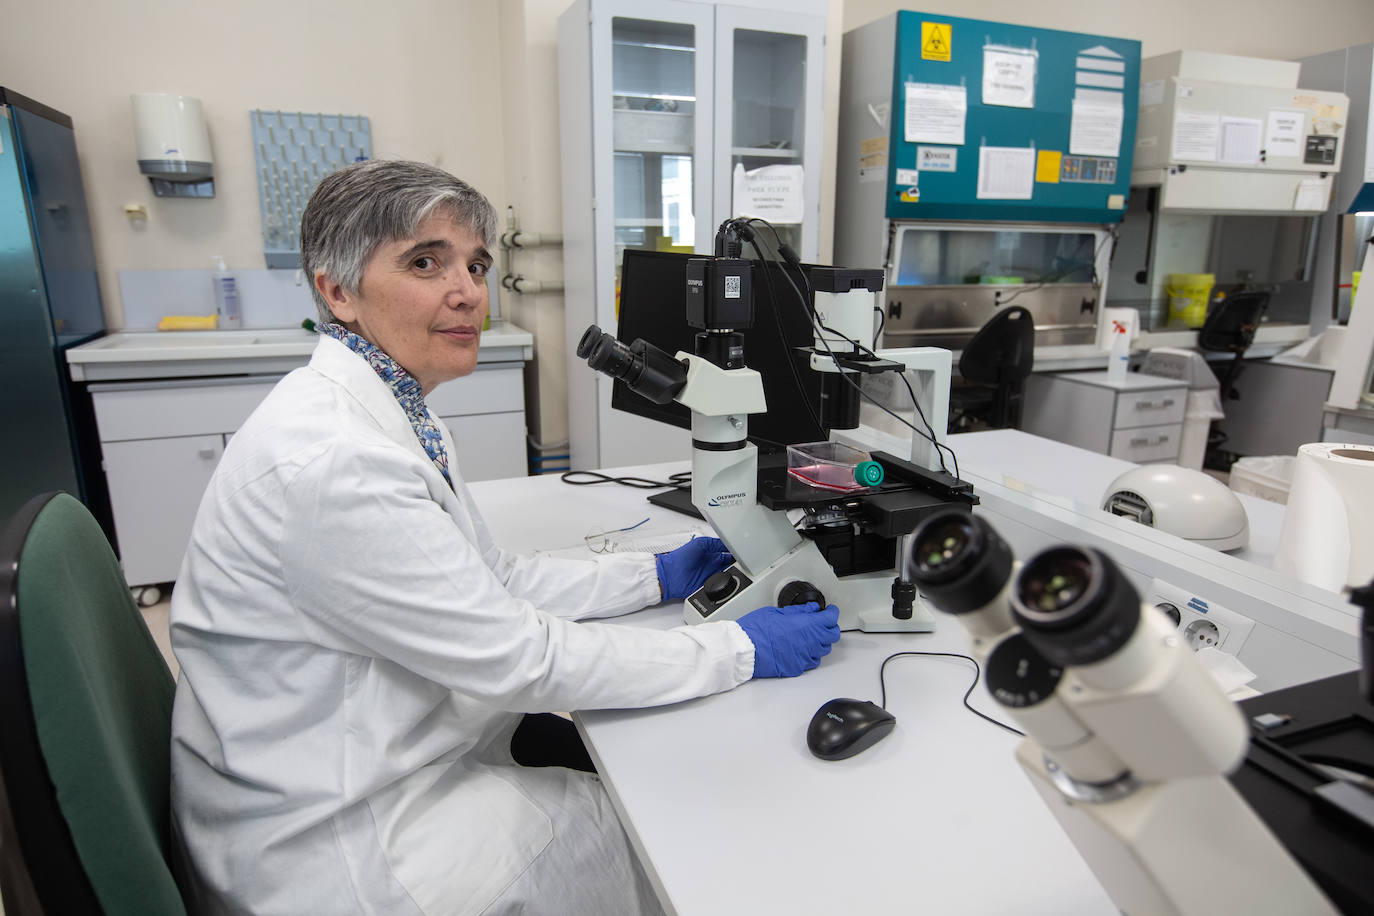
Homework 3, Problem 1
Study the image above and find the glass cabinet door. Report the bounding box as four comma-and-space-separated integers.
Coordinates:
611, 17, 701, 293
715, 9, 824, 261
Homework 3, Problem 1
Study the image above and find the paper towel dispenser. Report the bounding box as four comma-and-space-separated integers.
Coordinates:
131, 92, 214, 198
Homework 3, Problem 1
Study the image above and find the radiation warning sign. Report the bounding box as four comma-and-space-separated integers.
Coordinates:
921, 22, 951, 62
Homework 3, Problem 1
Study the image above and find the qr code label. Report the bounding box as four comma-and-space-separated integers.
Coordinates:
725, 275, 741, 299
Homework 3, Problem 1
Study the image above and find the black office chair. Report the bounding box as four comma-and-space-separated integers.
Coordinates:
0, 492, 192, 915
1197, 290, 1271, 469
950, 306, 1036, 431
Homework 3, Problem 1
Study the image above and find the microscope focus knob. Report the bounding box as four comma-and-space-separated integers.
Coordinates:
703, 570, 739, 603
778, 580, 827, 609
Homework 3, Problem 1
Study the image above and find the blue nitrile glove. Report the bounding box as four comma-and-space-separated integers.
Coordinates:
736, 602, 842, 678
655, 537, 733, 601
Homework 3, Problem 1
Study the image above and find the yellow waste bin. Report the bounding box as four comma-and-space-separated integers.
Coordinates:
1165, 273, 1214, 328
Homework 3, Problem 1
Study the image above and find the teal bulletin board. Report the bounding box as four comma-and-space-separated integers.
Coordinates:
886, 10, 1140, 223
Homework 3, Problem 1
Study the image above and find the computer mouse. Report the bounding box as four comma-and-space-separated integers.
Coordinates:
806, 698, 896, 760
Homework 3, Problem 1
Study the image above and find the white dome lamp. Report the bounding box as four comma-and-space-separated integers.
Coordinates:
1102, 465, 1250, 552
131, 92, 214, 198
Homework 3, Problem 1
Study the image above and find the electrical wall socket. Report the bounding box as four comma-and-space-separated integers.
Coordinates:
1146, 578, 1256, 655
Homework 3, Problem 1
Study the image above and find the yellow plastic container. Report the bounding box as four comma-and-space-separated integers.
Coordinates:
157, 314, 219, 330
1165, 273, 1214, 328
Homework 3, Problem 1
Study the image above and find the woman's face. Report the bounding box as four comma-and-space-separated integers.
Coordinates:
316, 212, 492, 394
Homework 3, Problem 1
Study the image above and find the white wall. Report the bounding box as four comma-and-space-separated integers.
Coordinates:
6, 0, 1374, 454
0, 0, 508, 329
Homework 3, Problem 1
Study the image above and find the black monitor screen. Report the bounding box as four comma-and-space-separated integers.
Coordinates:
612, 249, 827, 451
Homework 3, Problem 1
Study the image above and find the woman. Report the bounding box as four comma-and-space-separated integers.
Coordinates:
169, 159, 840, 916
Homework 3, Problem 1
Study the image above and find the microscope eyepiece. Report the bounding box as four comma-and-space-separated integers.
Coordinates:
576, 324, 688, 405
1010, 546, 1141, 668
587, 333, 635, 378
907, 509, 1013, 615
576, 325, 604, 360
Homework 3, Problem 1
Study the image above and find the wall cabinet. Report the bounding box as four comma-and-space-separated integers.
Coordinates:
558, 0, 827, 470
90, 364, 528, 587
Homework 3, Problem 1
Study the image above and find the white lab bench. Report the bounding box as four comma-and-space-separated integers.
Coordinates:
67, 323, 533, 586
466, 465, 1118, 916
466, 448, 1359, 915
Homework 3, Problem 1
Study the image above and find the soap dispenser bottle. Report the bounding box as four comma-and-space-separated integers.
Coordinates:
212, 255, 241, 329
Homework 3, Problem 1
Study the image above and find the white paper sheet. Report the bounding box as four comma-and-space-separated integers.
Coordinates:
904, 83, 967, 145
732, 163, 804, 223
1140, 79, 1165, 107
1264, 109, 1305, 159
982, 47, 1036, 108
1070, 99, 1124, 158
1294, 177, 1329, 211
1172, 110, 1219, 161
1219, 116, 1262, 164
976, 146, 1035, 200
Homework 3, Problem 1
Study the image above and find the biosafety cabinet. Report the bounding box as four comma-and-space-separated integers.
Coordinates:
836, 11, 1140, 351
558, 0, 827, 470
1106, 52, 1349, 332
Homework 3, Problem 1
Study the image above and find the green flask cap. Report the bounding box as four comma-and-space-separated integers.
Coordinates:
854, 460, 884, 487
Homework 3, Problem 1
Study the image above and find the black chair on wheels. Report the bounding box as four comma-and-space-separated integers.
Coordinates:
1197, 289, 1271, 469
949, 305, 1036, 431
0, 491, 193, 915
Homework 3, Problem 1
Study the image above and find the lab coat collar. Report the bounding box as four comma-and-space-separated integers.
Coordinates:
308, 335, 446, 479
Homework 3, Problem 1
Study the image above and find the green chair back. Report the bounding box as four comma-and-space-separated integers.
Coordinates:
0, 492, 189, 915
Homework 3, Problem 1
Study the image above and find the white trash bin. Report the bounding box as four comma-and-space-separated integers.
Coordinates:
1178, 389, 1225, 471
1229, 454, 1296, 504
1141, 348, 1223, 470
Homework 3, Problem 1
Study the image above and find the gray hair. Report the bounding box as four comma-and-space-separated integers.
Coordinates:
300, 159, 499, 323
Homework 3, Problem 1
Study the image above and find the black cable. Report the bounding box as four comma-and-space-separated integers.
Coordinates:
811, 314, 956, 477
560, 470, 691, 490
746, 235, 825, 433
878, 651, 1025, 738
873, 305, 886, 349
834, 329, 961, 478
744, 216, 961, 478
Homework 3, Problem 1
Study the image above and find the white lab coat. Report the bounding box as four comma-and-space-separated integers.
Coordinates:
170, 335, 754, 915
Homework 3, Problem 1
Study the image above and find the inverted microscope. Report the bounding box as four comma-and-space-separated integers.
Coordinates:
577, 218, 976, 632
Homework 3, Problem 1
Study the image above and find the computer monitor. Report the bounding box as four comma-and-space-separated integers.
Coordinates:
612, 249, 828, 451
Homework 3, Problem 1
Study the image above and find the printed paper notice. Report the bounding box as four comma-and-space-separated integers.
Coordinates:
1265, 109, 1305, 159
1294, 178, 1328, 211
1172, 110, 1219, 162
732, 163, 804, 224
1219, 116, 1262, 164
904, 83, 966, 146
982, 47, 1036, 108
977, 146, 1035, 200
1139, 79, 1165, 107
1070, 99, 1123, 157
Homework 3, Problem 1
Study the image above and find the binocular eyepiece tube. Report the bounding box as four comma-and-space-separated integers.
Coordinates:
908, 509, 1140, 666
578, 325, 689, 405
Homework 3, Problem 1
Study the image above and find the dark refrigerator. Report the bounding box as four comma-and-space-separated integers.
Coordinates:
1, 88, 111, 535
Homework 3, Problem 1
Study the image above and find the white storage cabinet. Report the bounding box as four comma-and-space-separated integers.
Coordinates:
1022, 370, 1189, 464
91, 365, 528, 588
558, 0, 827, 470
